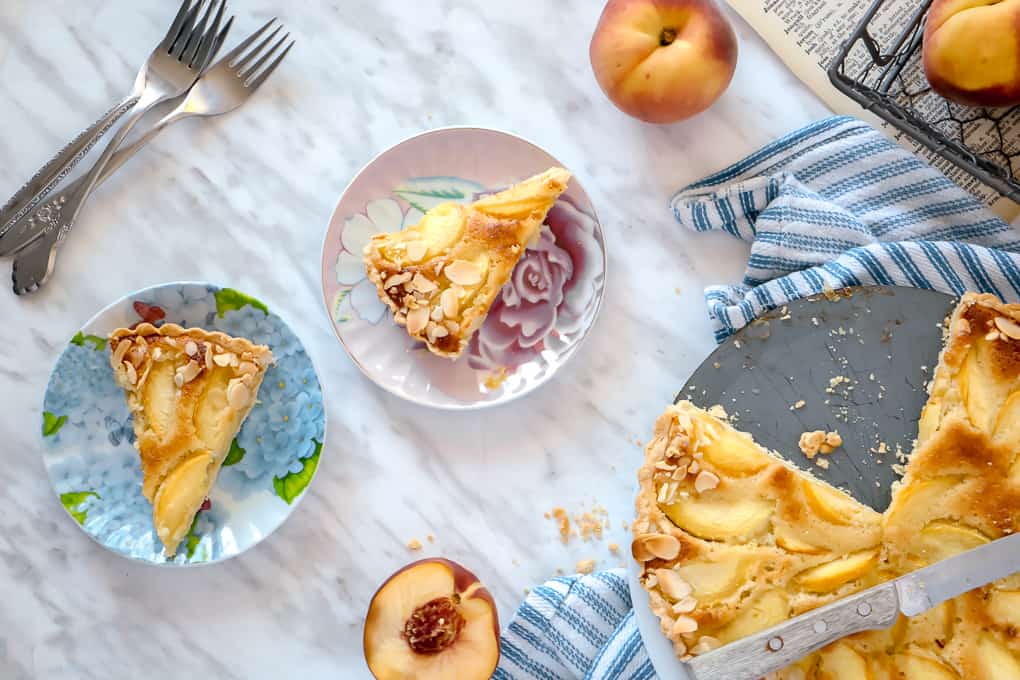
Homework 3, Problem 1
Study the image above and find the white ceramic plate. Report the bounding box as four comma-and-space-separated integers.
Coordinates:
320, 127, 606, 409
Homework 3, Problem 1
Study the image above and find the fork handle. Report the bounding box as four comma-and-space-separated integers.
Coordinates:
0, 94, 139, 245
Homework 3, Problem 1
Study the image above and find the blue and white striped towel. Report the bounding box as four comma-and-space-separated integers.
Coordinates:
496, 116, 1020, 679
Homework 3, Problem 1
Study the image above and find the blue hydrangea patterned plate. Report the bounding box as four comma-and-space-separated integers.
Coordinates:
41, 282, 326, 566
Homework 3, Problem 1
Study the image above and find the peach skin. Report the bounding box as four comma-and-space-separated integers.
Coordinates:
924, 0, 1020, 107
590, 0, 738, 124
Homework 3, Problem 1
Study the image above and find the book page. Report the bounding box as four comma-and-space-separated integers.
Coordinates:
727, 0, 1020, 222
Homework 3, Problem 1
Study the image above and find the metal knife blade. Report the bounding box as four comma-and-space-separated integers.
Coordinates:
895, 529, 1020, 616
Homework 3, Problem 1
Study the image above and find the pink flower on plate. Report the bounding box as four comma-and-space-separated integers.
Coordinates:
468, 195, 603, 372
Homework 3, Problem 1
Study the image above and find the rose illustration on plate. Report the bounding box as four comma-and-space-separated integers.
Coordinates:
467, 194, 603, 372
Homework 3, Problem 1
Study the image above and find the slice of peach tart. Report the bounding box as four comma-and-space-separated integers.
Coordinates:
363, 167, 571, 358
633, 293, 1020, 679
109, 323, 274, 557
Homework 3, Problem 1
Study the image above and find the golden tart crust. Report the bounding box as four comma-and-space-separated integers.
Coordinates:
363, 167, 571, 358
109, 323, 274, 556
634, 293, 1020, 677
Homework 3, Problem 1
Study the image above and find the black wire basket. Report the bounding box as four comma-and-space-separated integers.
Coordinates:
827, 0, 1020, 204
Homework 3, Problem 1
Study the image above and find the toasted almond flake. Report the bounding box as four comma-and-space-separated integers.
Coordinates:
411, 272, 438, 294
444, 259, 483, 286
986, 330, 1001, 342
672, 597, 697, 614
632, 533, 681, 562
671, 616, 698, 635
123, 361, 137, 386
440, 288, 459, 318
176, 360, 202, 385
383, 272, 412, 289
405, 241, 428, 262
112, 339, 131, 364
238, 361, 258, 376
655, 569, 693, 600
164, 337, 177, 348
184, 341, 198, 356
690, 636, 721, 655
227, 378, 251, 410
444, 320, 460, 334
431, 324, 449, 338
694, 471, 720, 493
430, 306, 444, 322
204, 348, 215, 370
687, 460, 701, 475
406, 306, 430, 335
213, 353, 234, 367
995, 316, 1020, 340
128, 345, 146, 366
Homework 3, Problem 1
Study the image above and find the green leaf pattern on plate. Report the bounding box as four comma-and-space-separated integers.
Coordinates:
272, 440, 322, 505
43, 411, 68, 437
223, 438, 246, 467
214, 288, 269, 318
70, 331, 108, 351
60, 491, 100, 525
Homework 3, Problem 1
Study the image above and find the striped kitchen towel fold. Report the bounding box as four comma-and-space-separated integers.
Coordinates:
495, 568, 654, 680
498, 116, 1020, 680
670, 115, 1020, 342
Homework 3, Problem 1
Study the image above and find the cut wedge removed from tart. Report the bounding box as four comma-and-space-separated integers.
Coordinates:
633, 293, 1020, 677
109, 322, 274, 556
363, 167, 571, 358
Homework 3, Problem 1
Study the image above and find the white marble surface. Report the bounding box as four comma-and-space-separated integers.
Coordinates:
0, 1, 830, 677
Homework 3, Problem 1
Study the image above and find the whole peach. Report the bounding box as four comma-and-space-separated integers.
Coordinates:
590, 0, 738, 124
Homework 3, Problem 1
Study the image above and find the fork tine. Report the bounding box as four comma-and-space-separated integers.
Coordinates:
181, 0, 217, 65
246, 40, 294, 91
169, 0, 204, 56
239, 32, 289, 81
219, 18, 276, 68
190, 0, 229, 69
234, 26, 282, 73
207, 15, 235, 67
159, 0, 193, 51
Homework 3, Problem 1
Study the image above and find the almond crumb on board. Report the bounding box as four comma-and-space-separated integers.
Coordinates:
799, 430, 842, 459
576, 559, 597, 575
406, 538, 423, 551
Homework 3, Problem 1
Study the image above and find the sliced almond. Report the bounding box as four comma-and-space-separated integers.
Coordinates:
204, 348, 215, 370
112, 339, 131, 365
440, 288, 459, 318
444, 259, 483, 287
184, 340, 198, 357
430, 305, 444, 322
213, 352, 235, 367
655, 569, 693, 601
405, 306, 430, 335
227, 378, 251, 410
237, 361, 258, 376
128, 345, 146, 366
431, 324, 449, 338
405, 241, 428, 262
383, 272, 412, 289
671, 616, 698, 635
444, 320, 460, 335
632, 533, 681, 562
672, 597, 698, 614
995, 316, 1020, 340
688, 460, 701, 475
175, 360, 202, 387
694, 470, 720, 493
123, 361, 137, 386
411, 272, 438, 294
986, 330, 1001, 342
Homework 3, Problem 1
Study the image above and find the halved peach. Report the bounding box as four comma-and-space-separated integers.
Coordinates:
818, 643, 871, 680
796, 549, 878, 593
364, 558, 499, 680
661, 494, 774, 542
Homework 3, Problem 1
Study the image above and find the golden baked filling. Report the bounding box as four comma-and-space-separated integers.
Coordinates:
363, 167, 571, 358
633, 293, 1020, 678
109, 323, 274, 556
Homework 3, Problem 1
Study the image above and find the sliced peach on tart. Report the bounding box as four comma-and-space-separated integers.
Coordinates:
364, 558, 499, 680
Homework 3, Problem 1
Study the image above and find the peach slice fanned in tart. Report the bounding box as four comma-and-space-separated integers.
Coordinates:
363, 167, 571, 358
109, 323, 274, 557
633, 293, 1020, 678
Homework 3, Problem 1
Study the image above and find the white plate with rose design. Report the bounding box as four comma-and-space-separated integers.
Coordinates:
320, 127, 606, 409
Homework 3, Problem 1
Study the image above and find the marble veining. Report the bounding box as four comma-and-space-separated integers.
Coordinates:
0, 1, 830, 678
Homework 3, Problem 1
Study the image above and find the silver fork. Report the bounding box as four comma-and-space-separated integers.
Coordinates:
11, 20, 293, 295
0, 0, 227, 260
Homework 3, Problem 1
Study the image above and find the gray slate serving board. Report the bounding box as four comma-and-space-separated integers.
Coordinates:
676, 286, 957, 511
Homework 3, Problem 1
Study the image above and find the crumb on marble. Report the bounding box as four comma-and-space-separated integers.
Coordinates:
608, 542, 620, 555
576, 559, 597, 575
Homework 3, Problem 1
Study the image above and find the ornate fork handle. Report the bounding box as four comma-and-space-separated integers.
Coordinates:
0, 94, 139, 249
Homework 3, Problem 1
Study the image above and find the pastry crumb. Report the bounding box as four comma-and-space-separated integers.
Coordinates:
608, 542, 620, 554
550, 507, 571, 544
426, 534, 435, 543
576, 559, 597, 575
815, 457, 830, 469
707, 404, 728, 419
799, 430, 842, 459
484, 367, 509, 389
406, 538, 423, 551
